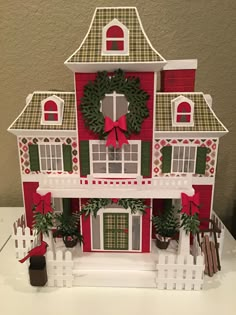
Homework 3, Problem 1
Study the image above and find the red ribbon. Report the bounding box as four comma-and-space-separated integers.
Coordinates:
181, 192, 200, 215
33, 192, 52, 214
104, 115, 129, 148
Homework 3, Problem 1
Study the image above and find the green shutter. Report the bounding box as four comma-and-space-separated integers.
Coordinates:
62, 198, 72, 217
63, 144, 72, 172
29, 144, 40, 171
80, 141, 90, 176
141, 141, 151, 177
195, 147, 207, 174
161, 146, 172, 173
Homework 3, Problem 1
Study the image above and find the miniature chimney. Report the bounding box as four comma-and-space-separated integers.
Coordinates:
161, 59, 197, 92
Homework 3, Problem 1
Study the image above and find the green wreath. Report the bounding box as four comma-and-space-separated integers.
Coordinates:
80, 198, 147, 217
80, 69, 149, 138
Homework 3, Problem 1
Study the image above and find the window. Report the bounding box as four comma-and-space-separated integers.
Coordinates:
52, 198, 63, 213
41, 95, 64, 125
39, 144, 63, 171
101, 92, 128, 121
90, 140, 140, 177
171, 95, 194, 127
171, 146, 197, 173
102, 19, 129, 55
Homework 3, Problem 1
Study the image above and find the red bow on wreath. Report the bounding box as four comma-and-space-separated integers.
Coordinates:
104, 115, 129, 148
33, 192, 52, 214
181, 192, 200, 215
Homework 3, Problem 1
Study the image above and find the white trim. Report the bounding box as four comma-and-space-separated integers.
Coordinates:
40, 95, 64, 125
21, 174, 41, 182
102, 19, 129, 56
155, 131, 227, 138
192, 177, 215, 185
73, 73, 81, 177
163, 59, 198, 70
91, 207, 142, 252
171, 95, 194, 127
8, 129, 77, 137
89, 140, 141, 178
152, 72, 157, 178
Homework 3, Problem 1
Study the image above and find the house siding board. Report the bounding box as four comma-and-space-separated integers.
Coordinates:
23, 182, 39, 228
161, 70, 196, 92
80, 198, 91, 252
193, 185, 213, 229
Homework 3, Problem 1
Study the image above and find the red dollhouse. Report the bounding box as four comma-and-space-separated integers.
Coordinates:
8, 7, 227, 254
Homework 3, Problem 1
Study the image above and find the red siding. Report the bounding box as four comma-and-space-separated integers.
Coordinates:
142, 199, 151, 252
80, 198, 91, 252
23, 182, 39, 228
193, 185, 213, 228
75, 72, 154, 141
161, 69, 196, 92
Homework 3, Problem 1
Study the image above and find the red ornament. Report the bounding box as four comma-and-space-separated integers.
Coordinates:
112, 198, 119, 203
33, 192, 52, 214
104, 115, 129, 148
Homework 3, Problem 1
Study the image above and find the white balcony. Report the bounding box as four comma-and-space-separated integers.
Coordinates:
37, 174, 194, 199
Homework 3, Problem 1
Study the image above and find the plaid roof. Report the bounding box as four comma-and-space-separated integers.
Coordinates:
155, 93, 227, 132
10, 92, 76, 130
66, 7, 164, 63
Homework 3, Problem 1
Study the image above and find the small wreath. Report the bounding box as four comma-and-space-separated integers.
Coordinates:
80, 198, 147, 217
80, 69, 149, 139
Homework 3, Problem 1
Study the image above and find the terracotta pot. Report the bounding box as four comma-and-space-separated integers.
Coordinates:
63, 236, 78, 248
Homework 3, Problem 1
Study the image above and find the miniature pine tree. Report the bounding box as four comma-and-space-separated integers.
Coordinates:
153, 206, 179, 238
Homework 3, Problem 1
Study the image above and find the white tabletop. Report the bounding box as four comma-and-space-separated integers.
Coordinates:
0, 207, 235, 315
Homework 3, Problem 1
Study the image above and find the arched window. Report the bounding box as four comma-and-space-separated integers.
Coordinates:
171, 96, 194, 126
176, 102, 191, 123
44, 100, 58, 122
102, 19, 129, 55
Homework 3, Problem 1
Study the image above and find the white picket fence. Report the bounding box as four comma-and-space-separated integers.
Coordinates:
46, 250, 74, 287
12, 215, 39, 259
156, 254, 205, 290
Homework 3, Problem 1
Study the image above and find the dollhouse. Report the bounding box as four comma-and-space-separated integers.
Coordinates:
9, 7, 227, 280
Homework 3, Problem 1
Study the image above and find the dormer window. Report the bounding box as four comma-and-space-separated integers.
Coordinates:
102, 19, 129, 55
171, 95, 194, 127
41, 95, 64, 125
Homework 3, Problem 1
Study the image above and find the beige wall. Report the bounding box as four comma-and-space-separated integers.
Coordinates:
1, 0, 236, 233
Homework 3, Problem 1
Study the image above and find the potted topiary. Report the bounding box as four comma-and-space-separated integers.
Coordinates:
152, 206, 179, 249
53, 212, 83, 248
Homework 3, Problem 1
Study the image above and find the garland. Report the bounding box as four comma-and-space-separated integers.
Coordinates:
80, 198, 147, 217
80, 69, 149, 138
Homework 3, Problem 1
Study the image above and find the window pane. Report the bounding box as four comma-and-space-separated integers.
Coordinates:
124, 153, 130, 161
131, 153, 138, 161
92, 144, 99, 152
52, 159, 57, 170
57, 159, 62, 170
116, 95, 128, 119
93, 153, 99, 160
178, 160, 183, 172
185, 147, 190, 159
179, 147, 184, 159
124, 163, 137, 174
41, 159, 46, 170
109, 163, 122, 173
99, 144, 106, 152
56, 145, 61, 157
46, 158, 51, 170
132, 216, 140, 250
184, 160, 189, 173
51, 145, 56, 157
190, 147, 195, 159
131, 144, 138, 152
115, 148, 122, 161
100, 153, 106, 160
189, 161, 195, 173
172, 160, 178, 172
124, 144, 130, 152
40, 145, 46, 158
108, 147, 115, 160
46, 145, 50, 157
173, 147, 179, 159
102, 96, 113, 119
93, 163, 106, 173
92, 215, 100, 249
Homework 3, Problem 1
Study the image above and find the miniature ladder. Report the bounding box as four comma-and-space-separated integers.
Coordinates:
198, 218, 221, 277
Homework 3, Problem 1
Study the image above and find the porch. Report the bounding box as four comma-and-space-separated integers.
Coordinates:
37, 174, 194, 198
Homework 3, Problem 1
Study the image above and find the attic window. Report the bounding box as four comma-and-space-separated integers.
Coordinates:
102, 19, 129, 55
171, 96, 194, 127
41, 95, 64, 125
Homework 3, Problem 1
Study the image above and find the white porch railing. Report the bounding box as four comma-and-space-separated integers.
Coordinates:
37, 174, 194, 198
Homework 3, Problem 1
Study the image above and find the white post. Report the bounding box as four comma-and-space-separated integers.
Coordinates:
178, 227, 190, 256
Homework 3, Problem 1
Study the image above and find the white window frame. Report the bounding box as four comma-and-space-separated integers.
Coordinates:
100, 92, 128, 121
102, 19, 129, 56
90, 207, 142, 252
171, 145, 197, 174
171, 95, 194, 127
41, 95, 64, 125
89, 140, 141, 178
38, 143, 64, 172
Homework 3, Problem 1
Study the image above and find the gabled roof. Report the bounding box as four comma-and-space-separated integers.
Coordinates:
8, 92, 76, 131
155, 93, 227, 133
65, 7, 165, 64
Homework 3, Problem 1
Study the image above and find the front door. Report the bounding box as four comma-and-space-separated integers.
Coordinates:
103, 213, 129, 250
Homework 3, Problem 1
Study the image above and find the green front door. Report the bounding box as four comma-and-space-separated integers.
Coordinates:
103, 213, 129, 250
